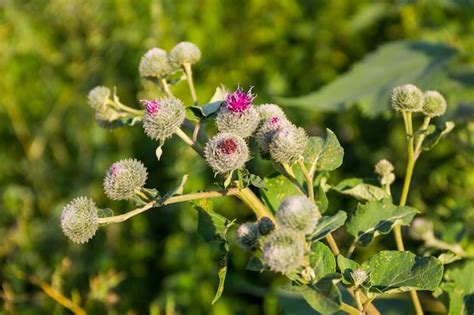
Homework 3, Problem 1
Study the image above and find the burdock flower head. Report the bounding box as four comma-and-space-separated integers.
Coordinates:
169, 41, 201, 67
269, 125, 308, 164
374, 159, 395, 186
256, 115, 291, 156
390, 84, 424, 113
205, 133, 249, 174
351, 268, 369, 288
258, 216, 276, 235
87, 86, 111, 110
422, 90, 447, 117
257, 104, 287, 121
60, 197, 98, 244
103, 159, 148, 200
262, 228, 305, 274
236, 222, 260, 251
139, 48, 173, 78
216, 87, 260, 138
142, 97, 186, 141
276, 196, 319, 235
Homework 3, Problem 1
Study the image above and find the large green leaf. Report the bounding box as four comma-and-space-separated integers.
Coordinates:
362, 251, 443, 294
303, 130, 344, 174
346, 199, 419, 246
308, 242, 336, 281
261, 174, 302, 212
278, 41, 457, 116
290, 276, 342, 314
332, 178, 389, 201
310, 211, 347, 241
442, 260, 474, 315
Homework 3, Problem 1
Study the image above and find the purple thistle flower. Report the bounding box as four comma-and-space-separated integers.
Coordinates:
141, 99, 160, 114
225, 87, 256, 113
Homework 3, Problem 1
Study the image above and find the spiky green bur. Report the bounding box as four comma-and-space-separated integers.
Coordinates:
142, 97, 186, 141
262, 228, 305, 274
87, 86, 110, 110
236, 222, 259, 251
269, 125, 308, 164
256, 116, 291, 156
216, 107, 260, 138
204, 133, 249, 174
374, 159, 395, 185
103, 159, 148, 200
60, 197, 98, 244
139, 48, 173, 78
257, 104, 287, 121
258, 217, 275, 235
276, 196, 319, 235
390, 84, 424, 112
422, 90, 447, 117
169, 41, 201, 67
351, 268, 369, 288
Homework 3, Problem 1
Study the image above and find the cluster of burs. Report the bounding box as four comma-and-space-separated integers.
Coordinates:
60, 41, 448, 279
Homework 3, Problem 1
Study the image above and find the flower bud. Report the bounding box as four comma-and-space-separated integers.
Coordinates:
216, 87, 260, 138
351, 268, 369, 288
236, 222, 259, 251
276, 196, 319, 235
409, 217, 434, 241
142, 97, 186, 141
422, 90, 447, 117
374, 159, 395, 185
262, 228, 305, 274
256, 116, 291, 156
257, 104, 287, 121
60, 197, 98, 244
204, 133, 249, 174
139, 48, 173, 78
258, 216, 276, 235
269, 125, 308, 164
390, 84, 424, 112
87, 86, 111, 110
169, 41, 201, 66
103, 159, 148, 200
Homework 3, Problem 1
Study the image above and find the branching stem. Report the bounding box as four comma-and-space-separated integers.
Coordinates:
183, 63, 198, 105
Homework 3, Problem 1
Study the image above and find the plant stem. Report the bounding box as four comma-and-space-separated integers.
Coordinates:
297, 160, 315, 203
106, 99, 144, 116
414, 116, 431, 160
183, 63, 198, 105
272, 162, 306, 195
98, 189, 241, 224
325, 234, 340, 255
175, 128, 205, 157
340, 302, 361, 315
160, 79, 174, 98
237, 187, 275, 221
395, 111, 424, 315
355, 289, 364, 313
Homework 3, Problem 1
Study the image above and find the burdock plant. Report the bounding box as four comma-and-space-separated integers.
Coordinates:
61, 41, 461, 314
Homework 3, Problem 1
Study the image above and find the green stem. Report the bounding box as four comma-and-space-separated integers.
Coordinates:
106, 99, 143, 116
160, 79, 174, 98
340, 302, 361, 315
297, 160, 314, 203
237, 188, 275, 221
175, 128, 205, 157
272, 162, 305, 195
98, 189, 241, 224
355, 289, 364, 313
414, 116, 431, 160
395, 111, 424, 315
183, 63, 198, 105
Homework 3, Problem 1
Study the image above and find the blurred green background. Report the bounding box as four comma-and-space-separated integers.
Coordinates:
1, 0, 473, 314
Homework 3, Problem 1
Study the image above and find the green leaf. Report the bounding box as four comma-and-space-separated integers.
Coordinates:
332, 178, 389, 201
346, 199, 419, 246
310, 211, 347, 241
315, 184, 329, 213
193, 199, 233, 242
362, 251, 443, 294
212, 242, 229, 304
292, 276, 342, 314
201, 101, 224, 116
308, 242, 336, 281
303, 130, 344, 174
437, 253, 463, 265
278, 41, 457, 116
261, 174, 301, 212
442, 260, 474, 315
337, 255, 360, 285
246, 256, 266, 272
422, 121, 455, 151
